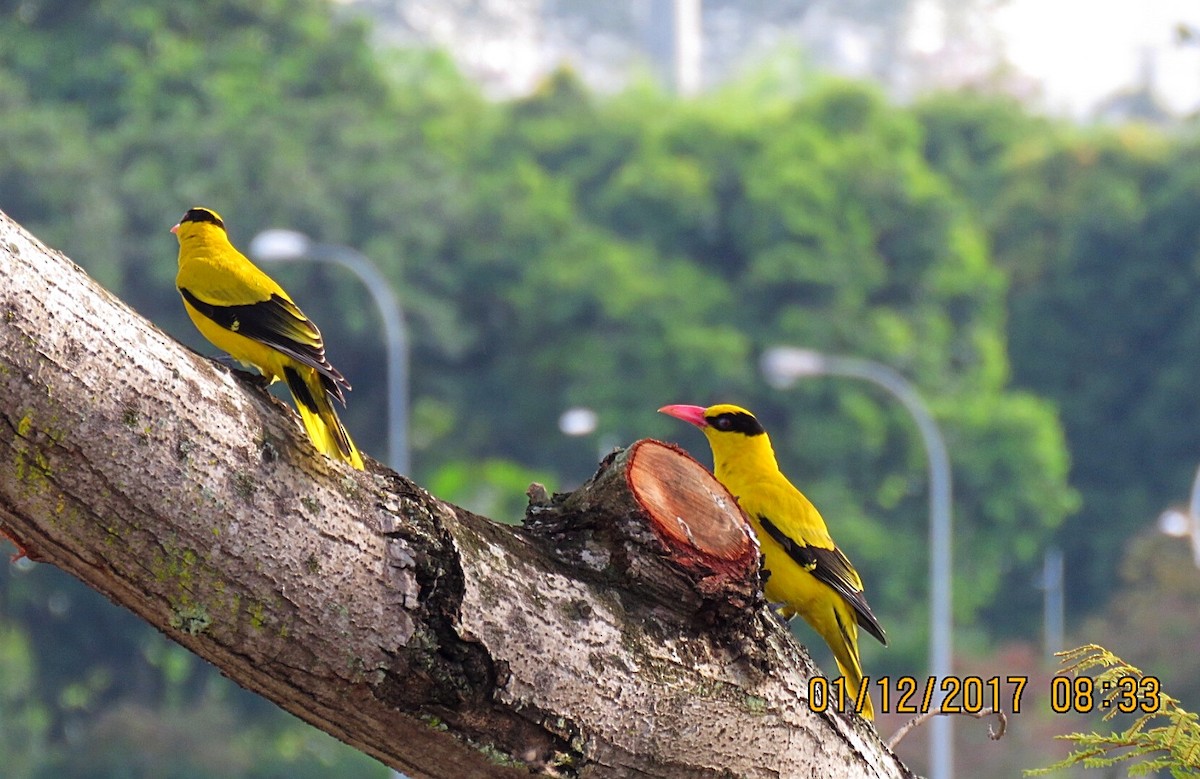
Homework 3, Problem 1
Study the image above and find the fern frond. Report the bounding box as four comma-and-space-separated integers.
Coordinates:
1026, 644, 1200, 778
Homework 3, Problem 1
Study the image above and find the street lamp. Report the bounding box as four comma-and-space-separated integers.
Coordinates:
248, 229, 410, 475
761, 346, 954, 779
558, 407, 599, 438
1157, 464, 1200, 568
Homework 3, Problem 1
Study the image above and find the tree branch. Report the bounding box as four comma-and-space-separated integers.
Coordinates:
887, 708, 1007, 750
0, 210, 912, 778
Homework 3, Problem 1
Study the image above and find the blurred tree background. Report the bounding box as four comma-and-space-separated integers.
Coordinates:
2, 0, 1199, 776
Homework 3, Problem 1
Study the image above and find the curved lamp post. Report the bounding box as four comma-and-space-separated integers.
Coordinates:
248, 229, 410, 475
760, 346, 954, 779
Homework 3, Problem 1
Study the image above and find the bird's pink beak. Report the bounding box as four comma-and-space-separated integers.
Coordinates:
658, 404, 709, 428
170, 223, 180, 235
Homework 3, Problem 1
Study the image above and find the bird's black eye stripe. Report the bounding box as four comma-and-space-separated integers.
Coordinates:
181, 208, 225, 229
706, 411, 765, 436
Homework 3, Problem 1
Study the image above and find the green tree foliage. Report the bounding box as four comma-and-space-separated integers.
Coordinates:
1007, 133, 1200, 613
0, 620, 48, 779
0, 0, 1080, 773
915, 93, 1200, 619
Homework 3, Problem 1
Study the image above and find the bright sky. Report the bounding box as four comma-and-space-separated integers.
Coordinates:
345, 0, 1200, 113
992, 0, 1200, 115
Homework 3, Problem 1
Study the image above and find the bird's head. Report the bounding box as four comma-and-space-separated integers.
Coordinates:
658, 403, 765, 436
658, 402, 773, 466
660, 402, 780, 477
171, 207, 227, 241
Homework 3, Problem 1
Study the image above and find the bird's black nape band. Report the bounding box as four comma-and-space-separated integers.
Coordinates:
706, 410, 766, 436
181, 208, 225, 229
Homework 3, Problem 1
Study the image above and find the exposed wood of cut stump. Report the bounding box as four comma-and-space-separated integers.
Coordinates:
627, 439, 759, 587
527, 439, 762, 622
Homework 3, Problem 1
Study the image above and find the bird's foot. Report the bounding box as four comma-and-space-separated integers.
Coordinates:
211, 353, 242, 369
212, 356, 271, 389
767, 602, 794, 628
237, 370, 272, 390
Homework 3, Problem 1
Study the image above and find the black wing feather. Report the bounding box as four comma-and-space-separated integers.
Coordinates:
758, 514, 888, 645
179, 288, 349, 402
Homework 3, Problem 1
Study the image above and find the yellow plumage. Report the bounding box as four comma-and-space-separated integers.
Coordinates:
660, 403, 885, 719
173, 207, 363, 470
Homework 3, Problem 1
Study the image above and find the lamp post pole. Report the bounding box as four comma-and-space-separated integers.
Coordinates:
1038, 547, 1065, 658
761, 346, 954, 779
248, 229, 410, 475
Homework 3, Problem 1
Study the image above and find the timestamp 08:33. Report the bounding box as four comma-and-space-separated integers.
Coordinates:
806, 674, 1162, 717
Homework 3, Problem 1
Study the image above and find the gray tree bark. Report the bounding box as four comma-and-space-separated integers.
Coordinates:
0, 210, 912, 778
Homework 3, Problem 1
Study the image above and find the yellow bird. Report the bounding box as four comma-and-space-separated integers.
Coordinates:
659, 403, 885, 718
172, 207, 364, 470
